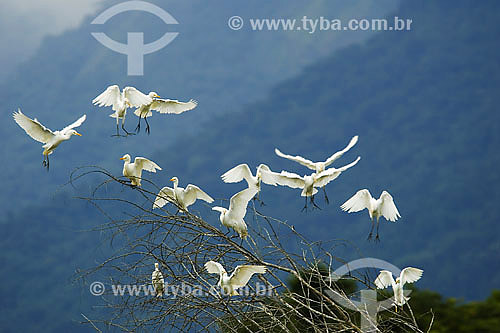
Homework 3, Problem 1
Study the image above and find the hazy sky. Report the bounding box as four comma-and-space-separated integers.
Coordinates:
0, 0, 105, 79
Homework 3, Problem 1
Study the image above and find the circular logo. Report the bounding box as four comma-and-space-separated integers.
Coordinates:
90, 281, 105, 296
228, 16, 244, 30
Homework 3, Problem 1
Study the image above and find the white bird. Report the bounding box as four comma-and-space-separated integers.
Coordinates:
151, 263, 165, 297
153, 176, 214, 212
13, 109, 85, 170
92, 85, 153, 136
374, 267, 423, 309
261, 157, 361, 210
133, 95, 197, 134
212, 186, 259, 239
204, 260, 266, 296
221, 163, 277, 204
340, 189, 401, 240
275, 136, 359, 203
119, 154, 162, 186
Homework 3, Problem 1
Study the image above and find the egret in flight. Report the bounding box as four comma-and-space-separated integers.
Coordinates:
92, 85, 153, 136
119, 154, 161, 186
261, 157, 360, 210
13, 109, 85, 170
275, 136, 359, 202
221, 163, 277, 205
341, 189, 400, 240
151, 263, 165, 297
133, 96, 197, 134
153, 176, 214, 212
212, 185, 259, 239
205, 260, 266, 296
375, 267, 423, 310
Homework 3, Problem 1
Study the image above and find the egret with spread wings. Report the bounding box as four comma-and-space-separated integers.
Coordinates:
375, 267, 423, 310
261, 157, 360, 211
341, 189, 401, 240
92, 85, 153, 136
205, 260, 266, 296
133, 95, 197, 134
13, 109, 85, 170
119, 154, 162, 186
153, 176, 214, 212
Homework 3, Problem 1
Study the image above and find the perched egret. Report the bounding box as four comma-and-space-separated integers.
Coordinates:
92, 85, 153, 136
340, 189, 400, 240
153, 176, 214, 212
133, 95, 198, 134
221, 163, 277, 205
151, 263, 165, 297
212, 186, 259, 239
119, 154, 161, 186
13, 109, 85, 170
261, 157, 361, 210
374, 267, 423, 310
275, 136, 359, 202
204, 260, 266, 296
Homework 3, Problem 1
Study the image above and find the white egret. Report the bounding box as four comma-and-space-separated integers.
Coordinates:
341, 189, 401, 240
261, 157, 361, 210
153, 176, 214, 212
275, 135, 359, 202
119, 154, 162, 186
212, 186, 259, 239
374, 267, 423, 310
13, 109, 85, 170
92, 85, 153, 136
151, 263, 165, 297
221, 163, 277, 204
204, 260, 266, 296
133, 95, 197, 134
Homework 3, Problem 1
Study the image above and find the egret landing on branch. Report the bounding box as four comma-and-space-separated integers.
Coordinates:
205, 260, 266, 296
275, 135, 359, 203
151, 263, 165, 297
92, 85, 153, 137
119, 154, 161, 187
13, 109, 85, 170
133, 96, 197, 134
341, 189, 401, 241
375, 267, 423, 311
261, 157, 360, 211
153, 176, 214, 212
221, 163, 277, 205
212, 185, 259, 239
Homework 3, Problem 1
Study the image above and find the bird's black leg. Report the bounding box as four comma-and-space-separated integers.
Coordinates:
323, 187, 330, 204
311, 195, 321, 210
135, 117, 141, 133
367, 220, 375, 240
122, 123, 135, 136
145, 116, 151, 135
111, 123, 122, 137
375, 219, 381, 242
253, 192, 265, 206
301, 196, 308, 212
46, 154, 50, 171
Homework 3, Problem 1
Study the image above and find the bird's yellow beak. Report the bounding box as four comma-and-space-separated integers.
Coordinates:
155, 94, 161, 98
170, 178, 175, 181
74, 132, 82, 136
120, 157, 126, 160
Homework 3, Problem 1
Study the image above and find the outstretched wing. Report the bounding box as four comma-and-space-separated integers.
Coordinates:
315, 156, 360, 188
92, 85, 121, 110
374, 270, 396, 289
340, 189, 372, 213
324, 135, 359, 167
123, 86, 153, 107
134, 157, 162, 173
205, 261, 225, 275
183, 184, 214, 206
221, 164, 254, 185
265, 170, 305, 189
274, 148, 316, 170
379, 191, 401, 222
13, 109, 54, 143
153, 186, 175, 209
151, 98, 198, 114
400, 267, 423, 286
62, 114, 86, 132
228, 186, 259, 221
229, 265, 266, 289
